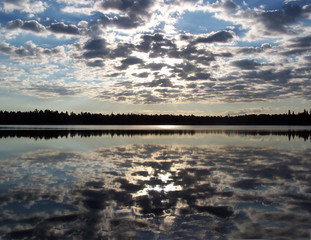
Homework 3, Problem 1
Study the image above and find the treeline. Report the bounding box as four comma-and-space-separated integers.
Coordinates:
0, 109, 311, 125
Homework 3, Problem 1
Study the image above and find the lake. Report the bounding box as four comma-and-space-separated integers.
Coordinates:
0, 125, 311, 239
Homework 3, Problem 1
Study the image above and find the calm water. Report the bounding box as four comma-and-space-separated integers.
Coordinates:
0, 126, 311, 240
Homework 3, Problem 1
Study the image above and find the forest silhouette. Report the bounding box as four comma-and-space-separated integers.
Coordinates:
0, 129, 310, 141
0, 109, 310, 125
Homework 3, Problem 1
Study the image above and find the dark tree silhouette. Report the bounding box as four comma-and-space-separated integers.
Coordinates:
0, 109, 310, 125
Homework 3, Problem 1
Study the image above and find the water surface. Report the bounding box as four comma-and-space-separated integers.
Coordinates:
0, 126, 310, 239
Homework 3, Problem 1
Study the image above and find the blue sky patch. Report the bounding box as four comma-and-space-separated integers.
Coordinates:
175, 10, 232, 34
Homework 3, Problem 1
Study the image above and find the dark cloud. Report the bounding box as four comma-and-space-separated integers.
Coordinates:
86, 60, 104, 67
2, 0, 25, 4
154, 88, 181, 97
223, 0, 239, 12
136, 34, 177, 58
101, 0, 153, 16
289, 35, 311, 48
110, 43, 134, 58
139, 91, 166, 103
107, 72, 123, 78
133, 72, 149, 78
7, 20, 80, 35
113, 15, 143, 28
195, 205, 234, 218
25, 84, 79, 96
82, 40, 134, 63
84, 39, 107, 50
195, 30, 234, 44
0, 42, 61, 58
195, 55, 216, 66
242, 69, 292, 83
48, 22, 80, 35
144, 63, 167, 71
258, 4, 311, 34
89, 0, 154, 31
140, 78, 174, 88
170, 61, 214, 82
117, 56, 144, 70
0, 42, 13, 54
7, 19, 45, 32
304, 56, 311, 62
186, 72, 211, 81
187, 83, 197, 89
231, 59, 261, 70
237, 44, 272, 55
83, 39, 110, 59
174, 61, 196, 74
233, 179, 260, 190
116, 178, 145, 192
91, 14, 142, 29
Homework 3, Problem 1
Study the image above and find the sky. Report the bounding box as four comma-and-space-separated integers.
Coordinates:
0, 0, 311, 115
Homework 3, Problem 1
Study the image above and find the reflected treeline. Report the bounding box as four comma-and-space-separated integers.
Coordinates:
1, 109, 311, 125
0, 129, 311, 141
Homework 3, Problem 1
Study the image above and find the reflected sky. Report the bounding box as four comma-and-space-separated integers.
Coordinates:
0, 128, 311, 239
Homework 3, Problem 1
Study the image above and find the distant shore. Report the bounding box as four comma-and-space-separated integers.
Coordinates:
0, 109, 311, 125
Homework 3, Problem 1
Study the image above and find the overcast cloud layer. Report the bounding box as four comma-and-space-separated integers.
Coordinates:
0, 0, 311, 114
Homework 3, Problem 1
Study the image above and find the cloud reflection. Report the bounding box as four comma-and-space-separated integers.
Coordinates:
0, 143, 310, 239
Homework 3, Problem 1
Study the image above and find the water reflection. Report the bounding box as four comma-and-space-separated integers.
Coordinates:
0, 128, 311, 141
0, 134, 311, 239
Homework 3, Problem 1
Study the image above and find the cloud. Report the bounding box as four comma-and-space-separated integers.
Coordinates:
140, 78, 174, 88
1, 0, 47, 13
186, 72, 211, 81
7, 19, 45, 33
82, 39, 110, 59
0, 42, 13, 54
133, 72, 149, 78
84, 38, 107, 50
24, 84, 80, 97
208, 2, 311, 40
0, 42, 64, 59
135, 34, 177, 57
87, 0, 155, 32
222, 0, 239, 12
1, 0, 311, 107
139, 92, 166, 103
7, 19, 82, 35
195, 30, 234, 44
100, 0, 153, 16
258, 4, 309, 34
144, 63, 167, 71
110, 43, 134, 58
237, 44, 272, 55
242, 69, 293, 83
117, 56, 144, 70
288, 35, 311, 48
231, 59, 261, 70
48, 22, 80, 35
86, 60, 104, 67
95, 15, 143, 29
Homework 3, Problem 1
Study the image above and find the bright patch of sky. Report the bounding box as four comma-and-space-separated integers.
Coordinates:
39, 2, 89, 22
6, 34, 78, 48
236, 39, 278, 47
175, 10, 232, 33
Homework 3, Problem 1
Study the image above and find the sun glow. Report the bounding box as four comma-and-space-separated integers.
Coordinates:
157, 125, 179, 130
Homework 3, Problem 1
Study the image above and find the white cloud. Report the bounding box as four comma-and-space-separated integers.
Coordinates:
1, 0, 47, 13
